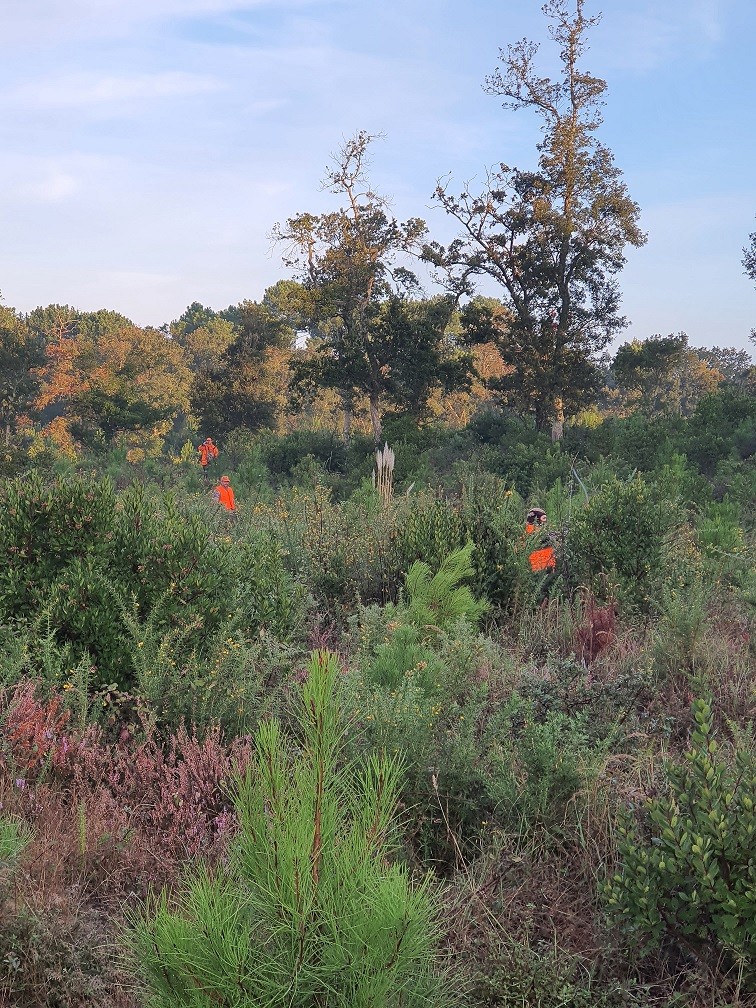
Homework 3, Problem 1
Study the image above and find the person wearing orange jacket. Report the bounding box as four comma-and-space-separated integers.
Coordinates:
213, 475, 237, 513
198, 437, 219, 476
525, 507, 556, 573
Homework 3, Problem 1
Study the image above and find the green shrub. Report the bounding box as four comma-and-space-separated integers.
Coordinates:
263, 429, 348, 480
0, 475, 306, 690
397, 491, 464, 572
457, 474, 533, 610
131, 650, 455, 1007
565, 475, 683, 609
488, 706, 600, 833
294, 481, 404, 607
682, 388, 756, 476
605, 697, 756, 989
469, 939, 645, 1008
340, 662, 499, 870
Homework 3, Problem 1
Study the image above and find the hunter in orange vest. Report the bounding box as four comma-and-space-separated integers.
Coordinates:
213, 475, 237, 512
525, 508, 556, 573
198, 437, 219, 470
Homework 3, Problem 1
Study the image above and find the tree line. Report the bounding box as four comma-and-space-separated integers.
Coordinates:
1, 0, 754, 464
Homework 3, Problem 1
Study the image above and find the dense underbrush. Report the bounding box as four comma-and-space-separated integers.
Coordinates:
1, 416, 754, 1006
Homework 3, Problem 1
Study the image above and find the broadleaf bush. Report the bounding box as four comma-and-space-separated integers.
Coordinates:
605, 697, 756, 988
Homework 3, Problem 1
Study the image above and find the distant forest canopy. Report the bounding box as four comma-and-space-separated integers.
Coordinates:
0, 289, 753, 465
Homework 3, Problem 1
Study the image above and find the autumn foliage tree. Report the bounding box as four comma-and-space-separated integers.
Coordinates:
612, 333, 723, 418
30, 305, 192, 455
427, 0, 645, 439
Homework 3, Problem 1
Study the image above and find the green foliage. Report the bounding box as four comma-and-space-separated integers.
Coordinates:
397, 491, 464, 572
566, 475, 683, 608
650, 531, 712, 680
696, 499, 749, 579
114, 596, 279, 734
131, 650, 454, 1008
341, 619, 507, 868
345, 592, 602, 869
681, 388, 756, 476
403, 542, 489, 633
0, 474, 305, 689
0, 817, 33, 893
605, 698, 756, 987
489, 705, 600, 833
363, 623, 448, 694
290, 481, 404, 607
470, 939, 645, 1008
263, 429, 348, 482
457, 473, 533, 610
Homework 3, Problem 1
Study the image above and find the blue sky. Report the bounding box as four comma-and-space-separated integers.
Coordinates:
2, 0, 755, 353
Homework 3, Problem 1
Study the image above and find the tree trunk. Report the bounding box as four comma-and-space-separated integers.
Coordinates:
368, 392, 382, 447
551, 395, 565, 442
342, 401, 352, 440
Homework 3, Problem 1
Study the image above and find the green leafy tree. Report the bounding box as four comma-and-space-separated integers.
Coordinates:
0, 306, 43, 446
275, 131, 468, 443
698, 346, 753, 387
606, 698, 756, 989
427, 0, 646, 439
190, 300, 294, 438
131, 650, 454, 1008
170, 301, 219, 337
612, 333, 723, 418
172, 315, 236, 374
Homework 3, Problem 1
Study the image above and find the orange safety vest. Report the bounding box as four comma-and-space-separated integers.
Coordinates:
214, 484, 236, 511
199, 442, 218, 465
529, 545, 556, 572
524, 523, 556, 572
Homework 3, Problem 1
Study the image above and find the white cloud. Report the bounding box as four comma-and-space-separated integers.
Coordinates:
596, 1, 729, 73
3, 0, 328, 46
19, 173, 79, 202
691, 0, 725, 43
0, 153, 118, 205
8, 71, 223, 110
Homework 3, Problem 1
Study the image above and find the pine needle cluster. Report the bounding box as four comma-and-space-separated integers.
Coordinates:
130, 649, 456, 1007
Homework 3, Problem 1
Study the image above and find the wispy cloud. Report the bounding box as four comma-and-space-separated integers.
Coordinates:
0, 153, 117, 205
7, 71, 223, 111
3, 0, 328, 46
596, 0, 729, 73
19, 173, 79, 203
691, 0, 725, 43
